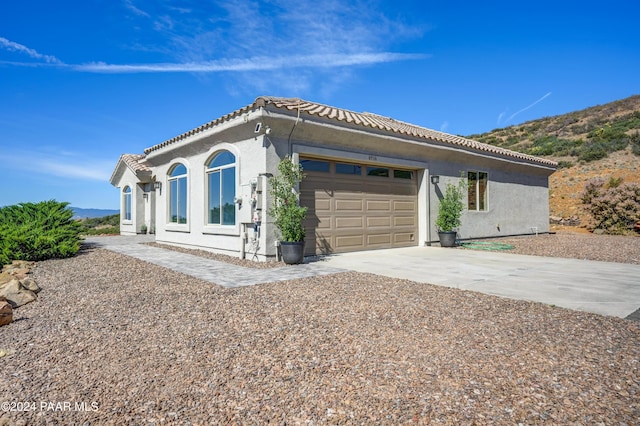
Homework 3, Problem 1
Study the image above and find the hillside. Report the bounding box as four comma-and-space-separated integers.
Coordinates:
72, 207, 119, 219
467, 95, 640, 220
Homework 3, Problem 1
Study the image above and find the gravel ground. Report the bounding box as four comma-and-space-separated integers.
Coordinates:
463, 232, 640, 265
1, 243, 639, 425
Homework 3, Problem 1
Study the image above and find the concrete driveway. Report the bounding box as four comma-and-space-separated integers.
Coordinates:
321, 246, 640, 319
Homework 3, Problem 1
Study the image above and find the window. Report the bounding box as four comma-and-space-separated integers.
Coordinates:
300, 159, 330, 172
123, 186, 132, 221
367, 166, 389, 177
393, 169, 414, 179
168, 163, 188, 224
207, 151, 236, 225
336, 163, 362, 175
468, 171, 488, 211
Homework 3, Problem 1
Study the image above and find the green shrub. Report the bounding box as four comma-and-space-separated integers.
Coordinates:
0, 200, 82, 266
268, 157, 308, 242
580, 178, 640, 235
578, 141, 609, 162
631, 131, 640, 156
556, 160, 575, 169
435, 178, 467, 232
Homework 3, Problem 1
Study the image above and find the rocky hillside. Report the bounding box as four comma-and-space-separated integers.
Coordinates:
467, 95, 640, 220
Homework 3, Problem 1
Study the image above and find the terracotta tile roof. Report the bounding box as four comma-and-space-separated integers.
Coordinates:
145, 96, 557, 168
110, 153, 152, 185
121, 153, 152, 173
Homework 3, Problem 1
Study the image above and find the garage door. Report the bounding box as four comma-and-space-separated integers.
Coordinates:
299, 158, 418, 255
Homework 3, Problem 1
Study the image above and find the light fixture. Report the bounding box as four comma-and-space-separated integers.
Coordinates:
153, 182, 162, 191
430, 175, 440, 185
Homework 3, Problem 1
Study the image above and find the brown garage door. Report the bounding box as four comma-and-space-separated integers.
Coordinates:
299, 158, 418, 255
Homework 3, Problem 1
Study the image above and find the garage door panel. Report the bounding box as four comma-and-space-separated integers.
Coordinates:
315, 215, 332, 229
393, 200, 416, 211
394, 232, 416, 243
394, 216, 416, 226
335, 199, 364, 211
335, 234, 364, 249
314, 198, 331, 212
367, 216, 391, 227
366, 200, 390, 211
335, 216, 363, 229
367, 234, 391, 245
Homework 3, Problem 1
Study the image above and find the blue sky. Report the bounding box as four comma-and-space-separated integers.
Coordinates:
1, 0, 638, 209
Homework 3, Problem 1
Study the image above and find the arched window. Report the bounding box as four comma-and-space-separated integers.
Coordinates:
168, 163, 188, 224
123, 186, 132, 221
206, 151, 236, 225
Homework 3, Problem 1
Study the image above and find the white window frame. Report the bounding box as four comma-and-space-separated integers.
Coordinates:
206, 151, 236, 226
168, 163, 188, 225
122, 186, 132, 222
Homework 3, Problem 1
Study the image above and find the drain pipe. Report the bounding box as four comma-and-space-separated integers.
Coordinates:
240, 223, 246, 259
426, 172, 433, 246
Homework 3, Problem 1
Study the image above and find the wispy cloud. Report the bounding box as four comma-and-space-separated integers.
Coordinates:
497, 92, 552, 126
0, 150, 112, 181
0, 37, 62, 64
76, 52, 427, 73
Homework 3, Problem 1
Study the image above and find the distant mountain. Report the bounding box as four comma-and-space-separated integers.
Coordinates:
72, 207, 119, 219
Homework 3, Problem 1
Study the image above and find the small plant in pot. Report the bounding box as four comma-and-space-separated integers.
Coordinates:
268, 156, 308, 264
435, 178, 466, 247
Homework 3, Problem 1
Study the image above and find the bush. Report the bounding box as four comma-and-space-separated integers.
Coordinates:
268, 157, 308, 242
435, 178, 467, 232
556, 160, 575, 169
0, 200, 82, 266
580, 178, 640, 235
631, 131, 640, 156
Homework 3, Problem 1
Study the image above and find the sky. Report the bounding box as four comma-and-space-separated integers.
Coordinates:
1, 0, 638, 209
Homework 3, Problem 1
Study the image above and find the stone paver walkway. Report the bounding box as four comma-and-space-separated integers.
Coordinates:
84, 236, 346, 288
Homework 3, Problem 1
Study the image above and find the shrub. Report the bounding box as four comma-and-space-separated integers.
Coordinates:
435, 178, 467, 232
631, 131, 640, 156
556, 160, 575, 169
0, 200, 82, 266
578, 141, 609, 162
580, 178, 640, 235
268, 157, 308, 242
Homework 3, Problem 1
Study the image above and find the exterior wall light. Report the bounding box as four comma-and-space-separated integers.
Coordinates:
430, 175, 440, 185
153, 182, 162, 191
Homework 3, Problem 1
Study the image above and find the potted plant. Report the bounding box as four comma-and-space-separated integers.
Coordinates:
435, 178, 466, 247
268, 156, 308, 264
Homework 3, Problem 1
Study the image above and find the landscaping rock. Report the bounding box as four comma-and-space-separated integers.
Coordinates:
0, 296, 12, 327
0, 279, 37, 308
19, 277, 40, 293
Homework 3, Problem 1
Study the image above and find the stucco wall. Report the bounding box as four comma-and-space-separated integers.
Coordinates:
152, 136, 275, 260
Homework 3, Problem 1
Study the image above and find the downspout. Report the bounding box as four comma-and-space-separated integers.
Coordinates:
427, 173, 432, 246
240, 223, 246, 259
